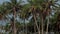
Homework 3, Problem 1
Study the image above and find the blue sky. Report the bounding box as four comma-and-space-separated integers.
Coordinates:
0, 0, 27, 4
0, 0, 60, 4
0, 0, 9, 4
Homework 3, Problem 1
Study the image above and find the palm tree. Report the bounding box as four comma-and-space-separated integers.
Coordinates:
3, 0, 23, 34
23, 0, 49, 34
24, 0, 45, 34
42, 0, 60, 34
19, 5, 31, 34
0, 3, 9, 34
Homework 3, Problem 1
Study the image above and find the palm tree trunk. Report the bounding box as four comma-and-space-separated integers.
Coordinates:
34, 23, 36, 33
33, 14, 40, 34
39, 19, 41, 34
26, 22, 27, 34
41, 15, 44, 34
13, 7, 17, 34
23, 18, 25, 34
32, 7, 40, 34
46, 17, 49, 34
1, 22, 2, 34
46, 11, 49, 34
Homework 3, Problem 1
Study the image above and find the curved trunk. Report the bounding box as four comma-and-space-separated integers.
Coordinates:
32, 6, 40, 34
33, 13, 40, 34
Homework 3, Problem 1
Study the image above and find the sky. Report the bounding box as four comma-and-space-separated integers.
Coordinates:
0, 0, 60, 4
0, 0, 9, 4
0, 0, 27, 4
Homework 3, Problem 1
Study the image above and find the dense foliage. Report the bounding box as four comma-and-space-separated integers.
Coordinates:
0, 0, 60, 34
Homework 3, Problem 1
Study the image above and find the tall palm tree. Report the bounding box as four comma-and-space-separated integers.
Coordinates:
19, 5, 31, 34
24, 0, 45, 34
3, 0, 23, 34
39, 0, 60, 34
43, 0, 60, 34
23, 0, 51, 34
0, 3, 9, 34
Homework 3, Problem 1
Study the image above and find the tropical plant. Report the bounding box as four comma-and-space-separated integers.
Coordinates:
2, 0, 23, 34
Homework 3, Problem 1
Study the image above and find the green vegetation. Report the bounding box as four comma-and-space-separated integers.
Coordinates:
0, 0, 60, 34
